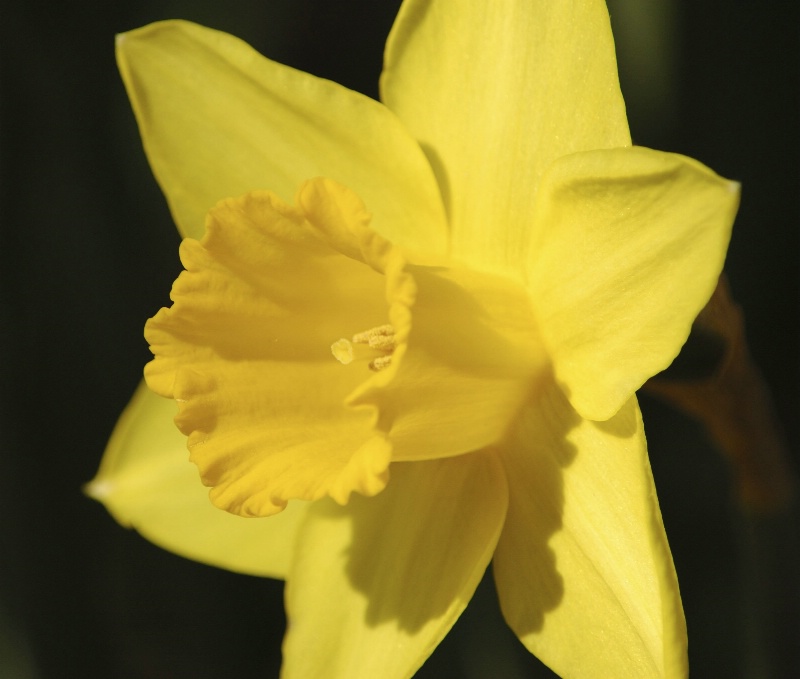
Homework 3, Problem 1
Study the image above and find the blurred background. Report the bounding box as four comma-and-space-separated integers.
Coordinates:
1, 0, 797, 677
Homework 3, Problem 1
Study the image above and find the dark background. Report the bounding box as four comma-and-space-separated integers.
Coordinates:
1, 0, 797, 677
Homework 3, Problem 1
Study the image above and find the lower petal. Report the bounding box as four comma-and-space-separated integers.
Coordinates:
493, 377, 687, 679
86, 382, 307, 578
282, 452, 508, 679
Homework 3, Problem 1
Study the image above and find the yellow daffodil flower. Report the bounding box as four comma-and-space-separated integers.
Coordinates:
88, 1, 739, 677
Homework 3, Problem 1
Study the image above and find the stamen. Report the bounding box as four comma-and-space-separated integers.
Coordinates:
331, 324, 396, 371
352, 324, 396, 351
368, 355, 393, 372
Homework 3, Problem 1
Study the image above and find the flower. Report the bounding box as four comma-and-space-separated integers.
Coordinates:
87, 1, 739, 678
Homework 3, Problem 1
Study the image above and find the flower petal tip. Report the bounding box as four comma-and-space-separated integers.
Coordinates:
83, 478, 111, 502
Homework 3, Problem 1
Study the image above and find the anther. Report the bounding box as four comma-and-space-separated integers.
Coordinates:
368, 355, 393, 372
331, 324, 396, 371
352, 324, 396, 351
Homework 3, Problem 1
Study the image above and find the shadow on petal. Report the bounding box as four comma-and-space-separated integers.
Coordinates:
344, 453, 508, 634
417, 142, 452, 227
496, 382, 684, 678
592, 397, 639, 438
494, 374, 580, 636
282, 454, 508, 678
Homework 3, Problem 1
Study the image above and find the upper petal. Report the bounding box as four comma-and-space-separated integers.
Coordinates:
86, 381, 307, 578
117, 20, 447, 252
493, 377, 687, 679
527, 146, 738, 421
381, 0, 630, 277
282, 453, 507, 679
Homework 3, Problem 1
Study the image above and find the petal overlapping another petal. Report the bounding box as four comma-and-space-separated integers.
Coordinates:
494, 377, 686, 679
382, 0, 630, 278
86, 381, 307, 578
297, 179, 548, 463
116, 20, 448, 253
527, 147, 738, 421
282, 453, 508, 679
349, 261, 546, 461
144, 188, 404, 516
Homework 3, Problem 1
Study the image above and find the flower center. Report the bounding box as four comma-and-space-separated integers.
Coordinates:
331, 324, 397, 372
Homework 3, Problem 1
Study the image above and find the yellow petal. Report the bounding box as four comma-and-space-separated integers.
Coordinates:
493, 377, 686, 679
86, 381, 307, 578
145, 190, 397, 516
298, 178, 547, 463
282, 453, 508, 679
381, 0, 630, 278
117, 20, 448, 252
527, 147, 739, 421
348, 261, 546, 461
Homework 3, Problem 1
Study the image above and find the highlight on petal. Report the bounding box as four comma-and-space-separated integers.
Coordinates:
527, 146, 739, 421
282, 452, 508, 679
494, 377, 687, 679
144, 187, 405, 516
116, 20, 448, 252
86, 381, 307, 578
382, 0, 630, 278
